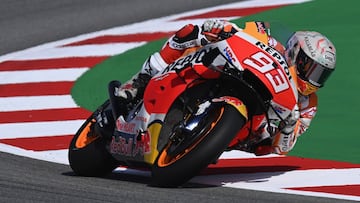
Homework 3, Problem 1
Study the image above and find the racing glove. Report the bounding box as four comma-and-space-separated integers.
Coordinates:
201, 19, 237, 41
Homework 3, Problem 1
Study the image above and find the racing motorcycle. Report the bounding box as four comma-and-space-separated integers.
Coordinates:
68, 29, 298, 187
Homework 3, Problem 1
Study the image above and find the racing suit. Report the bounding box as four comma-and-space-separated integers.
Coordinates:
118, 20, 317, 156
254, 92, 317, 155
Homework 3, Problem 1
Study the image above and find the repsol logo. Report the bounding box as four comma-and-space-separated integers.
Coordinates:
162, 47, 214, 74
255, 41, 292, 81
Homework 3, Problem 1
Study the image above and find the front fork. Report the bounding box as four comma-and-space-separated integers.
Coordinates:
211, 96, 251, 148
211, 96, 248, 120
169, 96, 248, 153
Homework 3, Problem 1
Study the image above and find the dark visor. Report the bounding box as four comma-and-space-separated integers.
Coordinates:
296, 49, 334, 87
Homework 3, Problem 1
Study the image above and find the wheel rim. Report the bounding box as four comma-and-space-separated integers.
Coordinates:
75, 119, 100, 148
157, 107, 224, 167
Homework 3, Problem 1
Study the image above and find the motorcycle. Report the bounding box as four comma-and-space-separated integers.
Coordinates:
68, 28, 298, 187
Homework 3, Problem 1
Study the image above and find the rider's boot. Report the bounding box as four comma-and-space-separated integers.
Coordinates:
110, 52, 168, 120
114, 72, 152, 102
113, 51, 168, 103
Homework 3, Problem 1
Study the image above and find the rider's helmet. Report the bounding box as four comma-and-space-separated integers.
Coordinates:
285, 31, 336, 95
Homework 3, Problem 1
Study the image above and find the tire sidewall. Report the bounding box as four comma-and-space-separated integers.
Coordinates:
152, 104, 246, 187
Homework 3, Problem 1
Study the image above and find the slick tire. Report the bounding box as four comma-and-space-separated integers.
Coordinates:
68, 101, 118, 177
152, 104, 246, 187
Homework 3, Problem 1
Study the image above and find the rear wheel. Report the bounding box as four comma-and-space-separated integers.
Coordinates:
68, 100, 118, 176
151, 104, 247, 187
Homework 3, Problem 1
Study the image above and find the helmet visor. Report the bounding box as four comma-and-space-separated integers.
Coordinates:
296, 49, 334, 87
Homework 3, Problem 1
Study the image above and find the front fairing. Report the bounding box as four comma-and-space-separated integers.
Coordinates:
223, 31, 298, 118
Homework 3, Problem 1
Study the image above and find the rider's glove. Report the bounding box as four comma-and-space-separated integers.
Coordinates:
281, 105, 300, 134
202, 19, 225, 37
201, 19, 234, 41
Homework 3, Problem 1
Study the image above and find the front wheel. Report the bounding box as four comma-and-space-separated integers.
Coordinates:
68, 100, 118, 176
151, 104, 247, 187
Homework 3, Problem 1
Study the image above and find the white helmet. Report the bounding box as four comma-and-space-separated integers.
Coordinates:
285, 31, 336, 95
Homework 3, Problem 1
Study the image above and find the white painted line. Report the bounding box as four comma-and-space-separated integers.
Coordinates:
5, 42, 146, 60
0, 95, 78, 112
0, 119, 84, 139
218, 168, 360, 188
192, 168, 360, 201
0, 68, 88, 84
0, 143, 69, 165
220, 150, 281, 159
0, 0, 311, 62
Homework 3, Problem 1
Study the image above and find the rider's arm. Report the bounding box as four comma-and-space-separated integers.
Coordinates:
159, 24, 205, 64
159, 19, 238, 64
141, 20, 237, 76
271, 93, 318, 155
295, 93, 318, 136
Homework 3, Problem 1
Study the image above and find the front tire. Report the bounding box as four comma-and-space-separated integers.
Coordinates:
68, 101, 118, 176
151, 104, 246, 187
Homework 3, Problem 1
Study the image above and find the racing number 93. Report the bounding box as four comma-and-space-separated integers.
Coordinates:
243, 51, 289, 93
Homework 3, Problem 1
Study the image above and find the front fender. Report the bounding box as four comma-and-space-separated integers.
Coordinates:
212, 96, 248, 120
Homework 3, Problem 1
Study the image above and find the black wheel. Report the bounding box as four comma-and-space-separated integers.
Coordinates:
151, 104, 247, 187
68, 100, 118, 176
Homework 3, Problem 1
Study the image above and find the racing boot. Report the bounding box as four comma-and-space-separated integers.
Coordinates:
111, 50, 169, 118
114, 72, 152, 102
114, 51, 169, 102
108, 72, 151, 119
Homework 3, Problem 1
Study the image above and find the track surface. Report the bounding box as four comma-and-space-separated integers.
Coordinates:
0, 0, 356, 202
1, 152, 348, 203
0, 0, 244, 55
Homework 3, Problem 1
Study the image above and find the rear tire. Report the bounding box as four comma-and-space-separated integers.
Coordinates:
151, 104, 246, 187
68, 100, 118, 176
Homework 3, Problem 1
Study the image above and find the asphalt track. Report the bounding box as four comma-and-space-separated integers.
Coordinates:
0, 0, 356, 202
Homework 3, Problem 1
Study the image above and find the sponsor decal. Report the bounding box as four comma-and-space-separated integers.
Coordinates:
116, 121, 136, 134
324, 51, 335, 63
212, 96, 243, 106
212, 96, 248, 119
162, 46, 214, 73
279, 132, 295, 153
305, 36, 316, 57
110, 131, 151, 157
170, 40, 197, 49
223, 46, 237, 62
254, 41, 291, 81
135, 116, 148, 122
273, 105, 287, 114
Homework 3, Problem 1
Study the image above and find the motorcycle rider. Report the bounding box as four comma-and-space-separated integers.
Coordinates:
108, 19, 336, 156
254, 30, 336, 155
